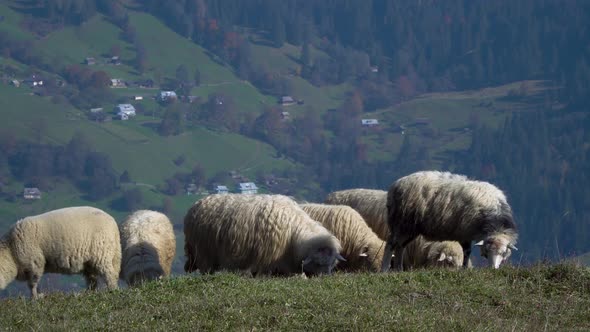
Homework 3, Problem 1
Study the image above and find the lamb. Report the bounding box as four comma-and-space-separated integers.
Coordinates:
402, 236, 464, 270
382, 171, 518, 271
325, 188, 467, 269
184, 194, 345, 276
120, 210, 176, 287
0, 206, 121, 298
300, 203, 385, 272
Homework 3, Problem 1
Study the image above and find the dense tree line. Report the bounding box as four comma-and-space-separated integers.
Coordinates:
457, 110, 590, 261
143, 0, 590, 105
0, 133, 118, 200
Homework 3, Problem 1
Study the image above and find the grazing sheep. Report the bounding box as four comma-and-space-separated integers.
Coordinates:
382, 171, 518, 272
0, 206, 121, 298
325, 188, 467, 269
325, 189, 389, 240
184, 194, 345, 276
120, 210, 176, 287
300, 203, 385, 272
402, 236, 464, 270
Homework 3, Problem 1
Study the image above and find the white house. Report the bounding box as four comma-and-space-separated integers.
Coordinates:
116, 104, 136, 120
159, 90, 178, 102
215, 185, 229, 194
280, 96, 295, 106
110, 78, 125, 88
361, 119, 379, 127
23, 187, 41, 200
239, 182, 258, 195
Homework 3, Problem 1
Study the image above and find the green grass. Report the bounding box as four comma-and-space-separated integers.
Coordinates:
1, 264, 589, 330
0, 84, 292, 184
246, 37, 349, 114
0, 3, 34, 40
34, 14, 138, 79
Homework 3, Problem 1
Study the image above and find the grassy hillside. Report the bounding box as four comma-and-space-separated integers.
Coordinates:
1, 264, 589, 330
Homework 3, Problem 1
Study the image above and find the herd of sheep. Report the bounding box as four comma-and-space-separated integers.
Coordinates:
0, 170, 518, 298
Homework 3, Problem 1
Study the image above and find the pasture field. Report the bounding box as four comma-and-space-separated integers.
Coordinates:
0, 264, 588, 331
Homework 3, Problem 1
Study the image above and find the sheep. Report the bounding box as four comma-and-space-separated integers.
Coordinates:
325, 188, 467, 269
299, 203, 385, 272
120, 210, 176, 287
402, 236, 464, 270
184, 194, 345, 276
0, 206, 121, 298
325, 189, 389, 240
381, 171, 518, 272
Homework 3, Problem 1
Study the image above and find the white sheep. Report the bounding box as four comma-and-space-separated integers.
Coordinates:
184, 194, 345, 276
0, 206, 121, 298
120, 210, 176, 287
402, 236, 464, 269
325, 188, 467, 269
300, 203, 385, 272
382, 171, 518, 271
325, 189, 389, 240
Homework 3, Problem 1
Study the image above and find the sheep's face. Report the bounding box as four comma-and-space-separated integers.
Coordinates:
432, 251, 463, 268
476, 237, 517, 269
302, 247, 345, 276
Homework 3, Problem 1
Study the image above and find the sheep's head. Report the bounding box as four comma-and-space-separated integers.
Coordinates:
475, 235, 517, 269
301, 246, 345, 276
359, 244, 393, 272
429, 242, 464, 269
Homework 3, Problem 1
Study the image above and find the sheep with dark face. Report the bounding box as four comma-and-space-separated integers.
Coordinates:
120, 210, 176, 287
381, 171, 518, 271
184, 194, 345, 276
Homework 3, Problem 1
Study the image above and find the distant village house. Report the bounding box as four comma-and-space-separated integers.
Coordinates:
280, 96, 296, 106
361, 119, 379, 127
215, 185, 229, 194
23, 187, 41, 200
85, 57, 96, 65
110, 56, 121, 65
159, 90, 178, 102
116, 104, 136, 120
239, 182, 258, 195
110, 78, 126, 88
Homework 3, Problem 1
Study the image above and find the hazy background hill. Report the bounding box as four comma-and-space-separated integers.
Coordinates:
0, 0, 589, 294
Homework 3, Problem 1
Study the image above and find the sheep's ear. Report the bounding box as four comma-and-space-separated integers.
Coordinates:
336, 253, 347, 262
438, 253, 446, 261
508, 243, 518, 251
359, 246, 369, 257
474, 240, 485, 246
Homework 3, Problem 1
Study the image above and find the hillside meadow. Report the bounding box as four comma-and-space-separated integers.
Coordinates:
0, 264, 588, 331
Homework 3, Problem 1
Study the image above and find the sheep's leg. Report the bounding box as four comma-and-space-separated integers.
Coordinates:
103, 271, 118, 290
394, 236, 417, 271
461, 242, 472, 268
381, 237, 395, 272
84, 273, 98, 291
26, 271, 42, 299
